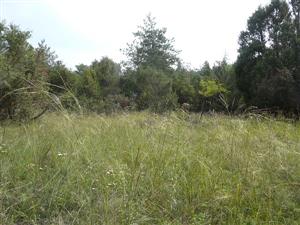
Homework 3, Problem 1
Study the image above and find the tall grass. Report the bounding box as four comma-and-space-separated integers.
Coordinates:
0, 112, 299, 224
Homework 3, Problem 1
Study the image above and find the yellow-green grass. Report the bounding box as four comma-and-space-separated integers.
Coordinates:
0, 112, 299, 224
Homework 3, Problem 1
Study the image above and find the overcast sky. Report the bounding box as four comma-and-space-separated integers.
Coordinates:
1, 0, 271, 69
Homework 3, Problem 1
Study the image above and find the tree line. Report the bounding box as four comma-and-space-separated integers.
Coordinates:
1, 0, 300, 121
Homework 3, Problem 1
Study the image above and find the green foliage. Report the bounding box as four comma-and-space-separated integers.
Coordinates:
199, 61, 212, 77
172, 71, 196, 105
0, 22, 52, 121
130, 67, 178, 112
199, 79, 228, 97
90, 57, 121, 97
123, 14, 180, 72
196, 58, 243, 113
77, 68, 100, 99
73, 57, 124, 113
2, 7, 300, 117
236, 0, 300, 113
120, 70, 139, 98
48, 61, 76, 94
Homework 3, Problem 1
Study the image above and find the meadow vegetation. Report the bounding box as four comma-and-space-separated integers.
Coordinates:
1, 1, 300, 224
0, 112, 299, 224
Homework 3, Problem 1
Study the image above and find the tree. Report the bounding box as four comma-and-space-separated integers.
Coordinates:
123, 14, 180, 72
91, 57, 121, 97
199, 78, 230, 112
122, 67, 178, 112
0, 23, 54, 120
235, 0, 300, 113
48, 61, 76, 94
291, 0, 300, 80
172, 70, 196, 106
77, 69, 100, 99
199, 61, 212, 77
199, 79, 228, 98
75, 63, 89, 76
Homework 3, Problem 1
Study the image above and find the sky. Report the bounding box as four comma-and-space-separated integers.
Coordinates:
0, 0, 271, 70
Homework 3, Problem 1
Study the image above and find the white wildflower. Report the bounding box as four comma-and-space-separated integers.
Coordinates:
106, 169, 114, 175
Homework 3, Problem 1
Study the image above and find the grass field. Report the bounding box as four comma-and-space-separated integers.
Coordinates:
0, 112, 299, 224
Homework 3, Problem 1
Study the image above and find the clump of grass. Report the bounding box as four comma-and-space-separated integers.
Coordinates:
0, 112, 299, 224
